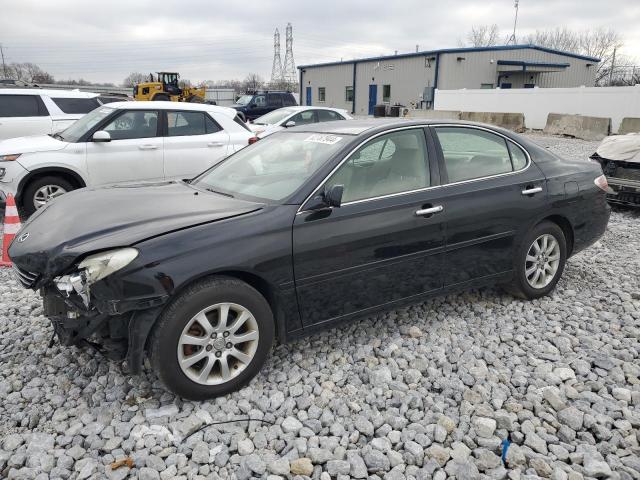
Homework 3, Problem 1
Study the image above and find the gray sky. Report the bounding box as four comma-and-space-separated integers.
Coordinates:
1, 0, 639, 85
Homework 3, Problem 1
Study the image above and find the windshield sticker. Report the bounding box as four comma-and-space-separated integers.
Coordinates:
304, 134, 343, 145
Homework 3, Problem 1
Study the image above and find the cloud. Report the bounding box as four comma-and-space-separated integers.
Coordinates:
1, 0, 638, 85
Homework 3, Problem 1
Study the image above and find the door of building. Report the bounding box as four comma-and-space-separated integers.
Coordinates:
368, 84, 377, 115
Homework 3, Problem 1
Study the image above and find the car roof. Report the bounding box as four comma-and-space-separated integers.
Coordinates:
289, 118, 521, 137
103, 101, 239, 119
0, 88, 99, 98
283, 106, 347, 112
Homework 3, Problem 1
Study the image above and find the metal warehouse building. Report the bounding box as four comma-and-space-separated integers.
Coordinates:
298, 45, 599, 115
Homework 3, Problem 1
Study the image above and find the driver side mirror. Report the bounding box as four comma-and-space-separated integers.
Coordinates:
92, 130, 111, 142
305, 184, 344, 211
284, 120, 296, 128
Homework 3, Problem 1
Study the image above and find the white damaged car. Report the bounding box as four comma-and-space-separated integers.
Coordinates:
591, 133, 640, 207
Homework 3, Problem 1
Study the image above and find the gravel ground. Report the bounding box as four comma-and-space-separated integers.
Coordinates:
0, 134, 639, 480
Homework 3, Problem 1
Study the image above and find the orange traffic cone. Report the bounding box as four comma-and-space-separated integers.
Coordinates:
1, 194, 21, 268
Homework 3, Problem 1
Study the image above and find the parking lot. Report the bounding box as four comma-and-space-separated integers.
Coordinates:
0, 132, 637, 479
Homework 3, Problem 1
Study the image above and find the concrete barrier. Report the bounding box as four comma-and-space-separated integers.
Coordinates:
459, 111, 525, 132
408, 110, 461, 120
619, 117, 640, 135
543, 113, 611, 141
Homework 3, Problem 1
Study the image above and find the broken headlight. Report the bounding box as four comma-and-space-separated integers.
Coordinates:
78, 248, 139, 284
54, 248, 139, 306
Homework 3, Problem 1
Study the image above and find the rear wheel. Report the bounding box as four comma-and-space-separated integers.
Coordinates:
505, 221, 567, 299
152, 93, 170, 101
22, 176, 75, 216
187, 95, 204, 103
504, 221, 567, 300
149, 277, 274, 400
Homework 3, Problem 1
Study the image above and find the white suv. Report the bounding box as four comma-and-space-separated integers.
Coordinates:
0, 88, 105, 140
0, 102, 254, 214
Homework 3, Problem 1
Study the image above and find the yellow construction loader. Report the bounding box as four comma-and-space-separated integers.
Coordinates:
133, 72, 206, 102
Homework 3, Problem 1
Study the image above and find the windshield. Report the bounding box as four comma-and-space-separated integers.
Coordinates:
235, 95, 253, 105
193, 132, 347, 202
253, 108, 297, 125
58, 106, 114, 142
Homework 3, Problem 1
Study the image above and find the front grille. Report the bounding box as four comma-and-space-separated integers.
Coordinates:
12, 264, 39, 288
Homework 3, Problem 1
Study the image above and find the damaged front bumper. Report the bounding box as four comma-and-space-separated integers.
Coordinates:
593, 155, 640, 207
13, 258, 169, 374
41, 286, 167, 374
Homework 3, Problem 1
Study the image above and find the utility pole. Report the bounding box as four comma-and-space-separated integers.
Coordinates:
0, 44, 7, 79
609, 47, 616, 86
506, 0, 520, 45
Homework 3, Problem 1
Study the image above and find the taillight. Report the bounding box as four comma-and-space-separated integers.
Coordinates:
248, 136, 259, 145
594, 174, 608, 192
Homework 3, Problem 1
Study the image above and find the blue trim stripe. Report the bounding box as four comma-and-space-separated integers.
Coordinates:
297, 44, 600, 70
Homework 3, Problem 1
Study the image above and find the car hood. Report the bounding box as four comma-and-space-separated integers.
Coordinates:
596, 133, 640, 163
0, 134, 68, 155
9, 181, 263, 278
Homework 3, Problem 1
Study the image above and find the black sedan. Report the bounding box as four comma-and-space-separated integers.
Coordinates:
9, 119, 610, 399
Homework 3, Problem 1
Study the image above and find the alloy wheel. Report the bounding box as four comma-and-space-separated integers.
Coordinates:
525, 233, 561, 289
177, 303, 260, 385
33, 184, 67, 209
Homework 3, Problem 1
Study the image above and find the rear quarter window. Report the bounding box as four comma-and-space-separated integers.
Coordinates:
51, 97, 101, 114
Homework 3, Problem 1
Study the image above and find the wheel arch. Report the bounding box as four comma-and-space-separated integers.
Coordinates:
537, 214, 574, 256
17, 167, 87, 205
146, 269, 286, 351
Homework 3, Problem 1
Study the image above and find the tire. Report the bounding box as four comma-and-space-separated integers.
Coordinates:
152, 94, 170, 101
22, 175, 75, 216
505, 221, 567, 300
187, 95, 204, 103
149, 276, 274, 400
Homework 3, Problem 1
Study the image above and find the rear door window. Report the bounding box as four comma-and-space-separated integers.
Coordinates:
434, 127, 514, 183
267, 94, 283, 108
317, 110, 344, 122
167, 111, 207, 137
51, 97, 101, 114
0, 94, 47, 117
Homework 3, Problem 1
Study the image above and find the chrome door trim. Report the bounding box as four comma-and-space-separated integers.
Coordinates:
297, 123, 533, 214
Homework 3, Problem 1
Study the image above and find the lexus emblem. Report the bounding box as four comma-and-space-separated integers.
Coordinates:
18, 232, 29, 242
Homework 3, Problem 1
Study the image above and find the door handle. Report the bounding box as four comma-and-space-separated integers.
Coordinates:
415, 205, 444, 216
208, 142, 225, 147
521, 186, 543, 196
138, 145, 158, 150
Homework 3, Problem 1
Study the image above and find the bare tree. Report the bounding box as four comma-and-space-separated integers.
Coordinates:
466, 24, 501, 47
242, 73, 264, 93
523, 27, 581, 52
122, 72, 148, 87
524, 27, 625, 85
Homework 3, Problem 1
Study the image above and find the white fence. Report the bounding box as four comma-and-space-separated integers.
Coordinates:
434, 85, 640, 133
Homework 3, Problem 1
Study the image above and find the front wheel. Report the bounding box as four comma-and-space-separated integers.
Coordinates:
505, 221, 567, 299
22, 176, 75, 216
149, 277, 274, 400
